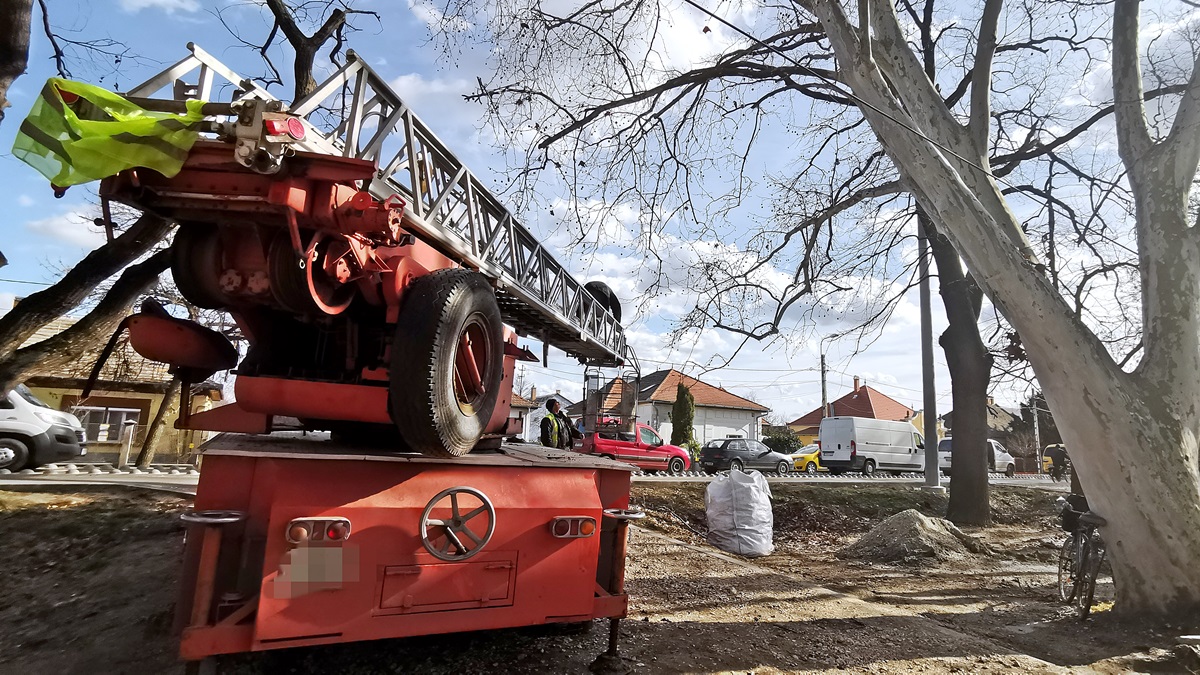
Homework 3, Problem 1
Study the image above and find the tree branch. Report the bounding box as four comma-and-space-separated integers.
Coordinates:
969, 0, 1003, 157
0, 214, 173, 357
0, 249, 171, 392
1112, 0, 1152, 171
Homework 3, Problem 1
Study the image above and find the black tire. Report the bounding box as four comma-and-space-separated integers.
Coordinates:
1075, 544, 1096, 619
668, 456, 686, 475
1058, 537, 1078, 603
862, 459, 876, 476
1076, 537, 1106, 620
269, 229, 318, 314
389, 269, 504, 457
584, 281, 622, 323
805, 462, 817, 474
0, 437, 30, 472
1005, 464, 1016, 478
729, 459, 744, 472
776, 460, 790, 475
171, 225, 225, 309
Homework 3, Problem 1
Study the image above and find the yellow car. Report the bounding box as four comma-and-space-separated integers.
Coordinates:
1043, 444, 1066, 472
791, 445, 825, 474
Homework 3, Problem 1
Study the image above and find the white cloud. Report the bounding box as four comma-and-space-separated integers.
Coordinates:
119, 0, 200, 12
24, 209, 106, 249
17, 195, 34, 207
407, 0, 472, 32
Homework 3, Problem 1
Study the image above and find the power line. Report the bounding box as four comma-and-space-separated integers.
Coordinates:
0, 277, 52, 286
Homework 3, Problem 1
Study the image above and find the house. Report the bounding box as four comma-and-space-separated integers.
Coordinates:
940, 396, 1020, 442
567, 369, 770, 443
522, 386, 577, 443
787, 376, 915, 445
909, 410, 947, 441
13, 313, 223, 465
509, 390, 536, 438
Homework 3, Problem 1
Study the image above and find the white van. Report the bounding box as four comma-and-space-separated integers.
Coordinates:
938, 438, 1016, 477
818, 416, 924, 475
0, 385, 87, 472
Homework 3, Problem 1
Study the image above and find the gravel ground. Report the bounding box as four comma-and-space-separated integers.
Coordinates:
0, 483, 1196, 674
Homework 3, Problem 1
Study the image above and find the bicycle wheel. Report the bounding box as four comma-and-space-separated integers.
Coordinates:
1075, 536, 1103, 620
1057, 537, 1078, 603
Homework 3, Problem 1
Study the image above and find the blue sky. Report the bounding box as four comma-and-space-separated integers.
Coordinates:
0, 0, 968, 423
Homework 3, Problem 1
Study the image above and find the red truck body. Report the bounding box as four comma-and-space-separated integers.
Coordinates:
579, 423, 691, 474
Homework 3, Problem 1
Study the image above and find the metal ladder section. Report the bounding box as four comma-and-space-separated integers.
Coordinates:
126, 43, 637, 371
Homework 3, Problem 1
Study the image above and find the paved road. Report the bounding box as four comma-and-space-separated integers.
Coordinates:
0, 465, 1069, 496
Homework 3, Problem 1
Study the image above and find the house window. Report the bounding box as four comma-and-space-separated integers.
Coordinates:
73, 406, 141, 442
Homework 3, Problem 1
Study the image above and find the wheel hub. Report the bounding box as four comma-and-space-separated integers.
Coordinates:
0, 447, 14, 466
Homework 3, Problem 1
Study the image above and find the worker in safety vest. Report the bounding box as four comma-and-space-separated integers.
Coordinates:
540, 399, 564, 448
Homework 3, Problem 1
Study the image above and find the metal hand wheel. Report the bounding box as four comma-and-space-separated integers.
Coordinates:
419, 486, 496, 561
180, 510, 246, 525
603, 508, 646, 521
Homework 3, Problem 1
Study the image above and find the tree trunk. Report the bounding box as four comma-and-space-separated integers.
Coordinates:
810, 0, 1200, 614
0, 0, 32, 126
292, 45, 317, 104
135, 375, 181, 468
928, 224, 994, 526
0, 214, 173, 357
0, 249, 171, 391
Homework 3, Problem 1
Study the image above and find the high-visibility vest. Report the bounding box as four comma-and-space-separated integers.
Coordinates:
544, 412, 560, 448
12, 78, 207, 188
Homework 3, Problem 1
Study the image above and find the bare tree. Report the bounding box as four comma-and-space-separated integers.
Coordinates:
799, 0, 1200, 614
433, 0, 1148, 525
216, 0, 380, 104
0, 215, 174, 392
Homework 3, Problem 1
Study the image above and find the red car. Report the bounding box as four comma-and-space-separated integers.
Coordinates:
579, 423, 692, 474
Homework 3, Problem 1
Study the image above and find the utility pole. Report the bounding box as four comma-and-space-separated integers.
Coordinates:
1033, 399, 1042, 474
820, 353, 828, 417
917, 215, 943, 492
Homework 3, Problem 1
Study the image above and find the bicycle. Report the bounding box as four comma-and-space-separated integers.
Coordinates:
1056, 495, 1107, 619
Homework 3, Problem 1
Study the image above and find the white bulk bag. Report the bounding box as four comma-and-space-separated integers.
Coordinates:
705, 469, 774, 557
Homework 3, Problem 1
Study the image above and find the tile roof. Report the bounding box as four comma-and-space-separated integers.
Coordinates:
942, 403, 1020, 436
511, 391, 536, 408
788, 383, 914, 429
639, 369, 769, 412
566, 369, 769, 416
16, 313, 172, 383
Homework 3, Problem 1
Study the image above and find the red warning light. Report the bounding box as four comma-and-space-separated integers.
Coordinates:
286, 117, 306, 141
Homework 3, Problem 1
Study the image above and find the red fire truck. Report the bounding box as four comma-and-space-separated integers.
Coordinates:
19, 45, 644, 672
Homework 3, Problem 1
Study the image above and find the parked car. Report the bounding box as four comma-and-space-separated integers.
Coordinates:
0, 385, 87, 472
579, 422, 692, 474
790, 444, 824, 473
818, 417, 924, 475
699, 438, 793, 475
938, 438, 1016, 477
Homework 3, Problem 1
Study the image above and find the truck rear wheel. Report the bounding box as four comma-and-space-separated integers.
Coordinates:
390, 269, 504, 457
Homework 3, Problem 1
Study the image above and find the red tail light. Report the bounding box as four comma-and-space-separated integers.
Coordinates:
816, 440, 821, 448
850, 440, 857, 458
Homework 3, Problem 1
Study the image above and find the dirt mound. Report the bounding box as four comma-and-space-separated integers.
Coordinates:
837, 508, 990, 563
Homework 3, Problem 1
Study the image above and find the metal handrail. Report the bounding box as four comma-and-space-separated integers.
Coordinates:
124, 43, 636, 371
